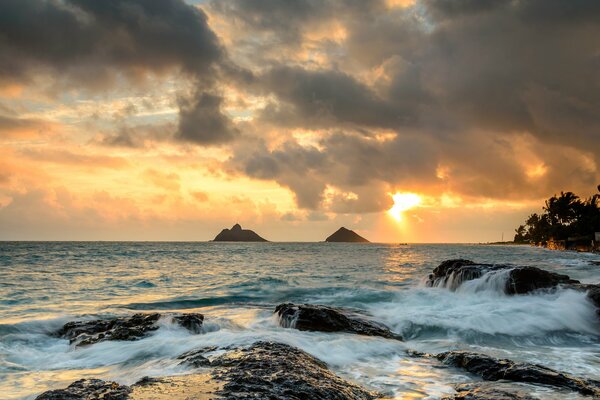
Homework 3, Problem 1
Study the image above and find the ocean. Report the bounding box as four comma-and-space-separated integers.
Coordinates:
1, 242, 599, 399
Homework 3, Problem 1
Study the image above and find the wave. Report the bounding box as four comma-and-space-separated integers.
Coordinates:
122, 295, 264, 310
369, 287, 600, 339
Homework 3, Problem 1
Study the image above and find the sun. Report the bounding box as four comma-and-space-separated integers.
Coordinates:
388, 192, 421, 221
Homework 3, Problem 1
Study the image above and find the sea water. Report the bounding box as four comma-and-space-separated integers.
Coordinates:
1, 242, 599, 399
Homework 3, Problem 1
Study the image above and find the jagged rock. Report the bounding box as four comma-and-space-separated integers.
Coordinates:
55, 313, 204, 347
275, 303, 402, 340
437, 351, 600, 396
210, 341, 380, 399
172, 313, 204, 334
442, 382, 536, 400
177, 346, 218, 368
325, 227, 370, 243
35, 379, 131, 400
213, 223, 268, 242
37, 342, 380, 400
426, 259, 579, 294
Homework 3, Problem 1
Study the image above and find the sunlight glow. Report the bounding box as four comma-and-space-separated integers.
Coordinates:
388, 193, 422, 221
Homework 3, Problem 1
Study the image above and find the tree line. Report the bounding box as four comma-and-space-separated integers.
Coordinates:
514, 185, 600, 244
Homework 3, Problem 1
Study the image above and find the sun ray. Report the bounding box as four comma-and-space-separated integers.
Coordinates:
388, 193, 421, 221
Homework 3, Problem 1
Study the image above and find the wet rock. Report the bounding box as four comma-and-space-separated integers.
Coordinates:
37, 342, 380, 400
55, 312, 204, 347
442, 382, 536, 400
35, 378, 131, 400
437, 351, 600, 396
210, 341, 380, 399
173, 313, 204, 334
177, 346, 218, 368
426, 259, 579, 294
275, 303, 402, 340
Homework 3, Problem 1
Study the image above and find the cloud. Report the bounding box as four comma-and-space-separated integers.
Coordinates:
221, 0, 600, 212
176, 92, 238, 144
0, 0, 223, 86
0, 0, 244, 146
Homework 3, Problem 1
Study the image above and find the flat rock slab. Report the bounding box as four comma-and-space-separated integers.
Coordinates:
275, 303, 402, 340
130, 374, 221, 400
442, 382, 536, 400
437, 351, 600, 397
54, 312, 204, 347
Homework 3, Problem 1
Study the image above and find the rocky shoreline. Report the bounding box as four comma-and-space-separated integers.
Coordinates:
35, 259, 600, 399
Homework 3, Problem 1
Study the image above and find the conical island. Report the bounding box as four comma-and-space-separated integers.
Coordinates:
213, 223, 268, 242
325, 227, 370, 243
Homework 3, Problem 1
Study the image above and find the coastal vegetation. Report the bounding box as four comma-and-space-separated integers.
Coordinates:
513, 186, 600, 245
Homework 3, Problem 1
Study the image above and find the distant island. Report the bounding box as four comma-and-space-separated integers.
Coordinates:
325, 227, 370, 243
213, 223, 268, 242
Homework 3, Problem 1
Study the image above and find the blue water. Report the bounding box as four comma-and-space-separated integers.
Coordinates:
1, 242, 600, 399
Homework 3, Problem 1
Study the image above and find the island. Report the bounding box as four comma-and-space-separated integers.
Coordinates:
213, 223, 268, 242
325, 227, 370, 243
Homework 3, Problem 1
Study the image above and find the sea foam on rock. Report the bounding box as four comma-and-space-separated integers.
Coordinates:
275, 303, 402, 340
54, 312, 204, 347
427, 259, 600, 316
436, 351, 600, 396
37, 341, 380, 400
426, 259, 579, 294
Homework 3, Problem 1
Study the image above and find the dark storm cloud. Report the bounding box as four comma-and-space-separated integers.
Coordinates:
233, 139, 330, 208
259, 66, 401, 129
208, 0, 378, 46
177, 92, 238, 144
0, 0, 223, 84
0, 0, 247, 145
226, 0, 600, 210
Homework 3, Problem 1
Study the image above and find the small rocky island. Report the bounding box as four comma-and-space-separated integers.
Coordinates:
212, 223, 267, 242
326, 227, 370, 243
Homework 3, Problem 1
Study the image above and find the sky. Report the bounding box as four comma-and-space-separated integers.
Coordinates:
0, 0, 599, 242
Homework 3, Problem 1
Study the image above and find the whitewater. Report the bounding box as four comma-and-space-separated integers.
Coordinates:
1, 242, 599, 399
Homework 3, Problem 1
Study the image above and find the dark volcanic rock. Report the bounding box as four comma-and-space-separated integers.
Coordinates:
437, 351, 600, 396
275, 303, 402, 340
426, 259, 579, 294
36, 379, 131, 400
177, 346, 218, 368
210, 341, 380, 399
325, 227, 370, 243
172, 313, 204, 334
443, 382, 536, 400
38, 342, 380, 399
55, 313, 204, 347
213, 223, 267, 242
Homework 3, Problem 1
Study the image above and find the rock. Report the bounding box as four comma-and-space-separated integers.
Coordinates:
172, 313, 204, 334
35, 379, 131, 400
177, 346, 218, 368
442, 382, 536, 400
210, 341, 380, 399
325, 227, 370, 243
275, 303, 402, 340
37, 342, 380, 400
55, 313, 204, 347
426, 259, 579, 294
213, 223, 268, 242
436, 351, 600, 396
